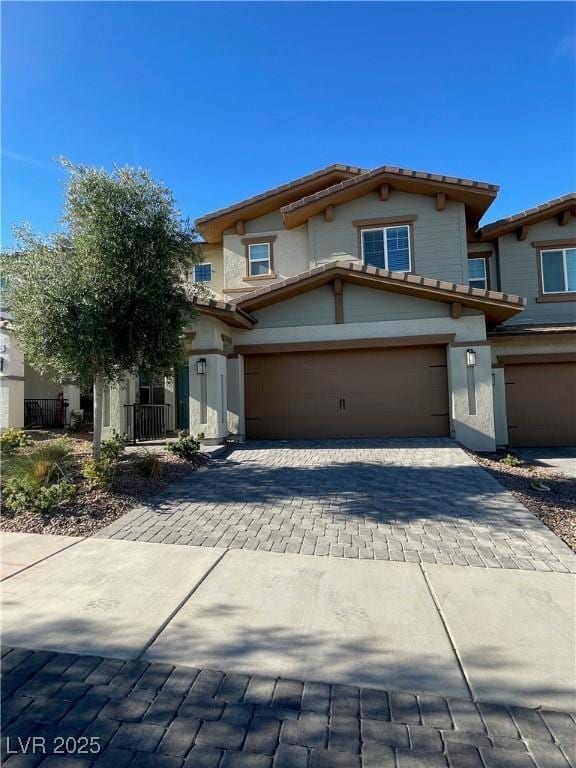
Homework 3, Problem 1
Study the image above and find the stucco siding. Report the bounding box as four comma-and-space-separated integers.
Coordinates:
223, 225, 309, 292
343, 284, 450, 323
252, 285, 335, 328
231, 313, 487, 348
498, 217, 576, 325
490, 334, 576, 363
310, 191, 468, 283
197, 246, 224, 299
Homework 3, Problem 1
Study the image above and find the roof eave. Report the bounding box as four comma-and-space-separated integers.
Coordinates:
192, 299, 256, 329
478, 195, 576, 240
281, 171, 498, 230
195, 165, 366, 243
236, 262, 525, 328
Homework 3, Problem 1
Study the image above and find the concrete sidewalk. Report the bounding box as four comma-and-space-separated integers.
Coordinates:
1, 533, 574, 712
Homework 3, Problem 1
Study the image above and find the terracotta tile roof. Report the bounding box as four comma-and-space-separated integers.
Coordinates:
233, 260, 523, 309
196, 164, 366, 226
191, 297, 256, 329
281, 165, 499, 216
479, 193, 576, 238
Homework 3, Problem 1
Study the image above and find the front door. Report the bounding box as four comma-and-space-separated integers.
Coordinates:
175, 363, 190, 431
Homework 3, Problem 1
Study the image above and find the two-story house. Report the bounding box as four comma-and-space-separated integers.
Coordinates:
182, 164, 575, 451
3, 163, 574, 451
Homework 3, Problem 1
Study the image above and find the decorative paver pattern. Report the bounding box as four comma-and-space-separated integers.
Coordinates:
97, 440, 576, 573
2, 647, 574, 768
2, 648, 576, 768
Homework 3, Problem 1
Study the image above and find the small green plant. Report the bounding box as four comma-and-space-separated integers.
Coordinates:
82, 457, 115, 490
166, 431, 200, 461
2, 439, 75, 488
81, 431, 127, 489
0, 428, 33, 455
138, 451, 163, 479
500, 453, 522, 467
100, 431, 127, 463
2, 477, 77, 514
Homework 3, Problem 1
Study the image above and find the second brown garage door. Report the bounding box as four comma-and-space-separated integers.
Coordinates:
245, 346, 449, 440
505, 361, 576, 447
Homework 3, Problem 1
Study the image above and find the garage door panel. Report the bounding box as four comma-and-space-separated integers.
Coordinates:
505, 362, 576, 447
245, 347, 449, 440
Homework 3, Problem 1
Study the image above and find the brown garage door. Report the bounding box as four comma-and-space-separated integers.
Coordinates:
505, 362, 576, 447
245, 346, 449, 440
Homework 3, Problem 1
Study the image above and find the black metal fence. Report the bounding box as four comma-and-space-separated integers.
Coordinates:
24, 399, 69, 429
124, 404, 171, 443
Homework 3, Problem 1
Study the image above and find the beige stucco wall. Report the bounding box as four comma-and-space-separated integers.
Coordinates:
343, 284, 451, 323
498, 217, 576, 325
24, 364, 62, 399
447, 345, 496, 452
490, 334, 576, 362
252, 286, 335, 328
196, 246, 224, 299
309, 190, 468, 284
223, 219, 309, 294
248, 284, 485, 331
0, 328, 24, 430
492, 368, 508, 447
231, 313, 486, 348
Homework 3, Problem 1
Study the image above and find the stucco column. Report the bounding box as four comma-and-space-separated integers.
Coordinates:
0, 327, 24, 430
189, 352, 228, 443
447, 344, 496, 452
62, 384, 81, 425
492, 368, 509, 448
226, 354, 245, 440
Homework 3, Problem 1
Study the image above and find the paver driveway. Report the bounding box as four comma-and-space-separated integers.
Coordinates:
98, 438, 576, 573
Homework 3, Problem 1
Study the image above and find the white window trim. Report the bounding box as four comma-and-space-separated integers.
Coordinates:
248, 242, 271, 276
468, 257, 488, 289
193, 262, 213, 283
361, 225, 412, 272
541, 248, 576, 294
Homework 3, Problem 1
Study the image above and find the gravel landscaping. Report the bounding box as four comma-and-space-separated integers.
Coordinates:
468, 449, 576, 552
0, 431, 208, 537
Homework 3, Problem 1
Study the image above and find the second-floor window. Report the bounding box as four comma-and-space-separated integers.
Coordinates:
361, 225, 411, 271
541, 247, 576, 294
193, 263, 212, 283
248, 242, 271, 276
468, 258, 488, 290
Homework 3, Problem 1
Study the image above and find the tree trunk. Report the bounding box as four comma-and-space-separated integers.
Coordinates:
93, 375, 104, 459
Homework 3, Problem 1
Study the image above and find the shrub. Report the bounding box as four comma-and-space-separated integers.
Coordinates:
2, 477, 77, 514
138, 451, 163, 479
82, 457, 115, 490
500, 453, 522, 467
3, 439, 75, 488
100, 431, 127, 463
166, 432, 200, 461
1, 428, 33, 455
81, 432, 127, 489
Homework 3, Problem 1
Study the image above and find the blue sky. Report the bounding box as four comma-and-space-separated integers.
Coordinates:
2, 1, 575, 246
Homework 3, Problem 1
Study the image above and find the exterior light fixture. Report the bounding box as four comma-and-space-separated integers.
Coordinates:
196, 358, 207, 375
466, 349, 476, 367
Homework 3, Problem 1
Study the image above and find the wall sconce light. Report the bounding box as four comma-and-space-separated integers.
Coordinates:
466, 349, 476, 367
196, 358, 207, 375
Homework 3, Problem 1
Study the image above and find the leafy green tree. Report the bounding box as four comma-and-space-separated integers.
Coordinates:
5, 160, 206, 456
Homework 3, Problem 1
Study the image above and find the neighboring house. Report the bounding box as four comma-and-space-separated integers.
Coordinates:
0, 313, 81, 431
2, 164, 574, 449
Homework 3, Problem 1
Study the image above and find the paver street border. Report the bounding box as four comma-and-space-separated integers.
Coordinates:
2, 646, 574, 768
